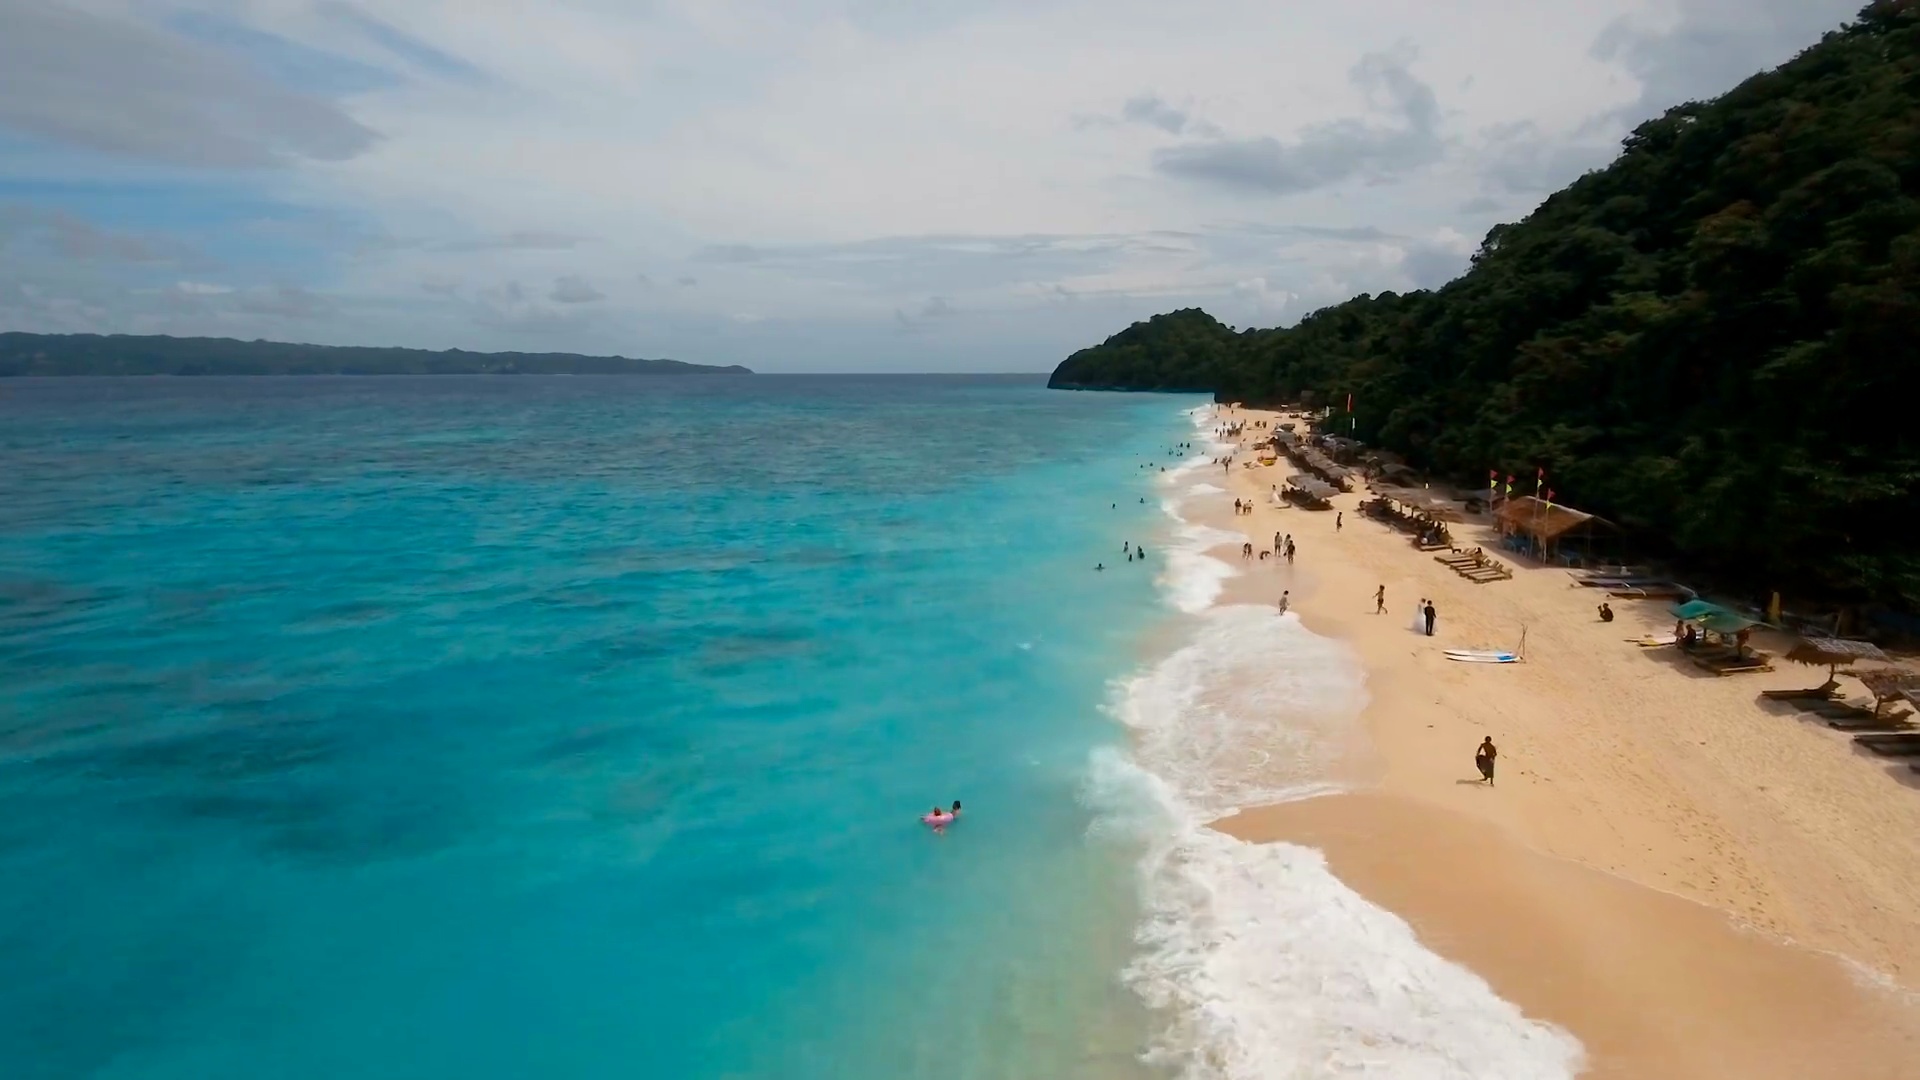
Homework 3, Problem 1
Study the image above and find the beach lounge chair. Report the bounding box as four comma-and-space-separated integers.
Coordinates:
1827, 710, 1915, 733
1630, 634, 1679, 648
1853, 733, 1920, 757
1761, 685, 1841, 701
1610, 583, 1697, 600
1692, 652, 1773, 676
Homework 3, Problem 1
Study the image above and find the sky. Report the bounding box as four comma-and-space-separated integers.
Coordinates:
0, 0, 1871, 372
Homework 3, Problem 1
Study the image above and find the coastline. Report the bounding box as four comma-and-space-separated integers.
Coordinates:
1190, 405, 1920, 1075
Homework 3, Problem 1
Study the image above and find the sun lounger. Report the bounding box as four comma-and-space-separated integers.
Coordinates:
1630, 634, 1678, 648
1827, 712, 1915, 733
1574, 575, 1664, 588
1853, 733, 1920, 757
1691, 653, 1772, 676
1761, 686, 1840, 701
1610, 583, 1697, 600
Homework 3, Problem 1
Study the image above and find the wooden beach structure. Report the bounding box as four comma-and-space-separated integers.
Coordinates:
1282, 476, 1338, 510
1781, 637, 1892, 692
1493, 495, 1615, 565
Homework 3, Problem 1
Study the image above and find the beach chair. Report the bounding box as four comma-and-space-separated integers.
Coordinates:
1761, 685, 1841, 701
1692, 652, 1773, 676
1826, 709, 1915, 733
1610, 583, 1696, 600
1853, 733, 1920, 757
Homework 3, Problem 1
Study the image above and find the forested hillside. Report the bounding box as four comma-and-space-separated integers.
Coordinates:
0, 333, 752, 377
1051, 0, 1920, 606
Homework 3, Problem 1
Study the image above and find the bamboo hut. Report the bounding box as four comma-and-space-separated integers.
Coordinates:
1494, 495, 1614, 562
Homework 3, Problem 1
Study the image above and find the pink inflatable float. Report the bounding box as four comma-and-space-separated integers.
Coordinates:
921, 812, 955, 827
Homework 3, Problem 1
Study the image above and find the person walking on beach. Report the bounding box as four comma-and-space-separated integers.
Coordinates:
1423, 600, 1437, 637
1285, 539, 1296, 565
1476, 737, 1498, 785
1374, 585, 1386, 614
1336, 512, 1343, 532
1273, 531, 1282, 554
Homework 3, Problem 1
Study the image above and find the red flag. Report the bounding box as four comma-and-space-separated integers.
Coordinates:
1547, 489, 1555, 502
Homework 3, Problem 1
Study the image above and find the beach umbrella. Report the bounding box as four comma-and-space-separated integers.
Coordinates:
1854, 670, 1920, 719
1784, 637, 1891, 686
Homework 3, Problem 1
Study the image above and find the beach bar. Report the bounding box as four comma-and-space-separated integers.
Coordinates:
1494, 495, 1614, 564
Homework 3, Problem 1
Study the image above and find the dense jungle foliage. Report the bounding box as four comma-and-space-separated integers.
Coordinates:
1050, 0, 1920, 606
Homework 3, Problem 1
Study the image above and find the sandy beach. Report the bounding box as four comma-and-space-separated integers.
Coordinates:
1194, 406, 1920, 1076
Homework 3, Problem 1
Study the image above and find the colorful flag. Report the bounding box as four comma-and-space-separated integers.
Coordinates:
1504, 475, 1513, 496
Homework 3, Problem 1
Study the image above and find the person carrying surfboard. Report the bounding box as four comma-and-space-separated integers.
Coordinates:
1476, 737, 1497, 785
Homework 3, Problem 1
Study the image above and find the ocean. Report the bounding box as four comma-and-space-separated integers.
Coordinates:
0, 376, 1580, 1079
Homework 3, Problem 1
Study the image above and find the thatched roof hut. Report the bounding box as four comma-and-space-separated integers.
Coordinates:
1388, 488, 1463, 522
1494, 495, 1614, 556
1284, 476, 1338, 508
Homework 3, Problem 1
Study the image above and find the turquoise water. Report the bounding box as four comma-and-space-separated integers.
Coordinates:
0, 376, 1190, 1080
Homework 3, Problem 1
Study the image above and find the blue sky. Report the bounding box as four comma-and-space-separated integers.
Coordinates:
0, 0, 1867, 372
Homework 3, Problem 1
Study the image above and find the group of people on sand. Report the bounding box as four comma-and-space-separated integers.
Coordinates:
1213, 406, 1503, 792
1369, 585, 1438, 635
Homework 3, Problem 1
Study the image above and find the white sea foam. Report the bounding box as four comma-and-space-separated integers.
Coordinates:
1158, 522, 1243, 614
1088, 407, 1585, 1078
1187, 482, 1225, 496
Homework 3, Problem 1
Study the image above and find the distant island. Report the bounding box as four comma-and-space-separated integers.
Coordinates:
1050, 1, 1920, 607
0, 332, 752, 377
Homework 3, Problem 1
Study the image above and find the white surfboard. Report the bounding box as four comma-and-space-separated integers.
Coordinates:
1445, 650, 1519, 663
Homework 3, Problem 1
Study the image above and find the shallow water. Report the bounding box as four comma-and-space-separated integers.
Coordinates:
0, 375, 1189, 1080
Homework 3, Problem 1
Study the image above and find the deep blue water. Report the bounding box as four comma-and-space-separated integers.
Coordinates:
0, 375, 1189, 1080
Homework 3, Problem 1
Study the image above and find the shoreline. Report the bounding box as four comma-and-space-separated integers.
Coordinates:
1185, 405, 1920, 1076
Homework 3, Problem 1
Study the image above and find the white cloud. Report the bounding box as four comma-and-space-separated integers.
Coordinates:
172, 280, 234, 295
0, 0, 1871, 370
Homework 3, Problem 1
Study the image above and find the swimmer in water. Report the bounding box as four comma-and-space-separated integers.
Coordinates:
1095, 562, 1105, 571
951, 800, 962, 816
